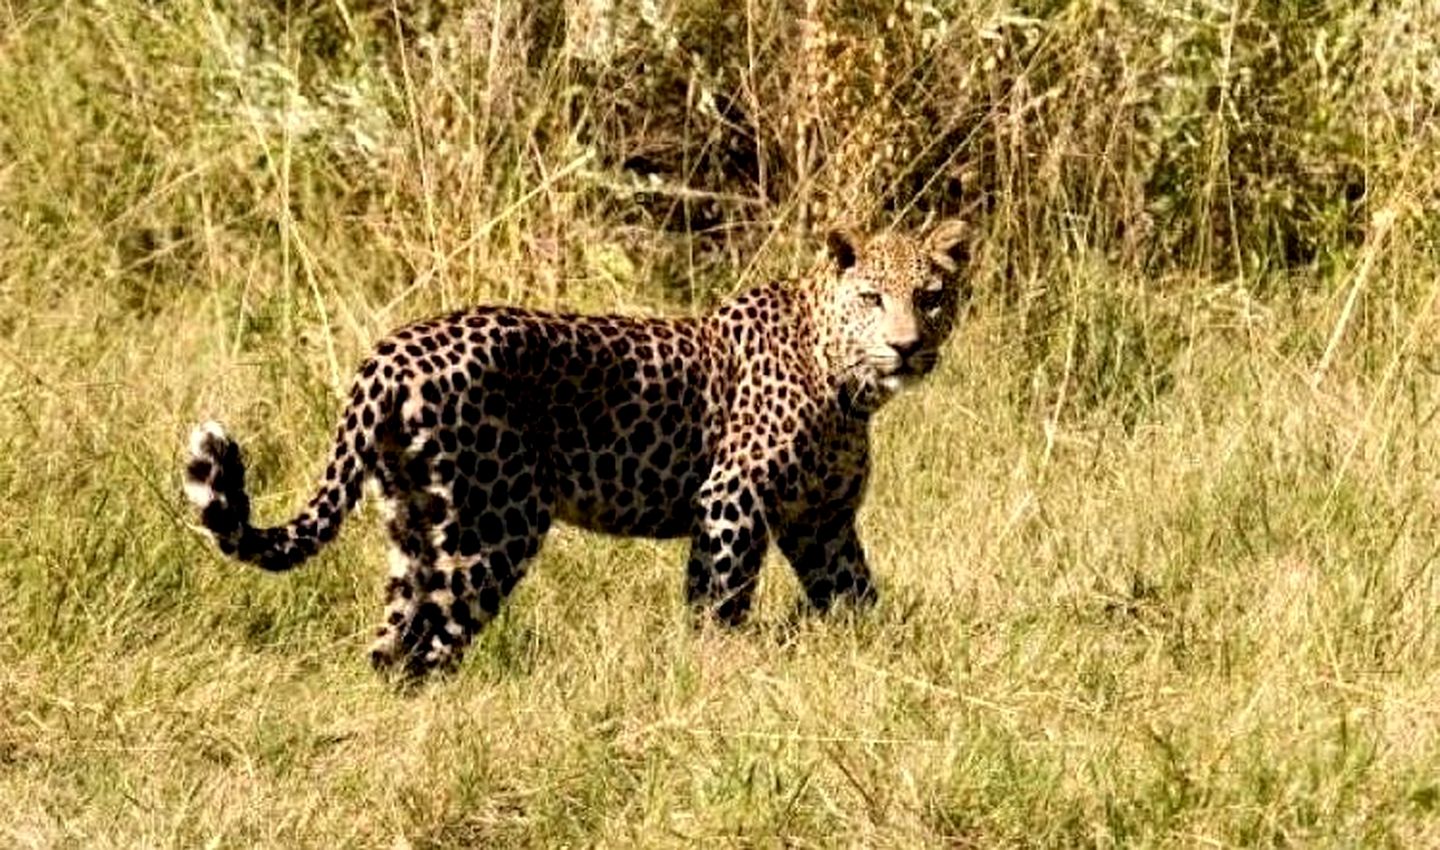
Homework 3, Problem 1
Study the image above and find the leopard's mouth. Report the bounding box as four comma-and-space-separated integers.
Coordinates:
871, 351, 937, 380
896, 350, 938, 377
858, 347, 939, 398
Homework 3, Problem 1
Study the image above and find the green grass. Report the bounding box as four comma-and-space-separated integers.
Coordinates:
4, 1, 1440, 846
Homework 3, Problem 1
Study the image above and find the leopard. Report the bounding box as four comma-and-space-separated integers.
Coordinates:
183, 221, 970, 677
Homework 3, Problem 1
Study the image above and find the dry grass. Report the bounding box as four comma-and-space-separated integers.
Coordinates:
3, 0, 1440, 846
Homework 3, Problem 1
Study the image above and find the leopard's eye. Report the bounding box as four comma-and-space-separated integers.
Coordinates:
859, 291, 884, 309
914, 288, 943, 312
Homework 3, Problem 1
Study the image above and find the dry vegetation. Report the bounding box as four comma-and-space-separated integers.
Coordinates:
3, 0, 1440, 845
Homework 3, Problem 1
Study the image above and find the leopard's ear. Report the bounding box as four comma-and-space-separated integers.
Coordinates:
925, 219, 968, 273
825, 228, 861, 271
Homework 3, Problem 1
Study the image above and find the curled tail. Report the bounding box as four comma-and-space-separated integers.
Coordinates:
184, 417, 369, 572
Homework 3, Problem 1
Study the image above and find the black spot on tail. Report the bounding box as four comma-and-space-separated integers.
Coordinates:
185, 423, 336, 573
186, 426, 255, 552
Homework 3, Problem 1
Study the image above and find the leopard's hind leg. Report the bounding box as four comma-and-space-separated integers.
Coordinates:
369, 389, 551, 678
416, 415, 552, 673
367, 412, 444, 674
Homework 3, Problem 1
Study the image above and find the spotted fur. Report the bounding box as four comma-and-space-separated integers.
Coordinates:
184, 222, 969, 676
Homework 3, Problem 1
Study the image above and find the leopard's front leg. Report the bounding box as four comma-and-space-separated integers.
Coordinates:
685, 458, 771, 626
776, 505, 877, 612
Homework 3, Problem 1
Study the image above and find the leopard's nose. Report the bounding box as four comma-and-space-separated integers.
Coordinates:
890, 339, 921, 361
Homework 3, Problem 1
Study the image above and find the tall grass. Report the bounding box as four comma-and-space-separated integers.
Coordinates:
2, 0, 1439, 845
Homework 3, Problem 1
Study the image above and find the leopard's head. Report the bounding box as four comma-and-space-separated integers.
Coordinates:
815, 221, 970, 411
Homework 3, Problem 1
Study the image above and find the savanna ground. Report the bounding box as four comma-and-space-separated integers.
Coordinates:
3, 0, 1440, 845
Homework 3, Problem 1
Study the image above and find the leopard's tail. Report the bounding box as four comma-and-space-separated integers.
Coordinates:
183, 414, 372, 572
